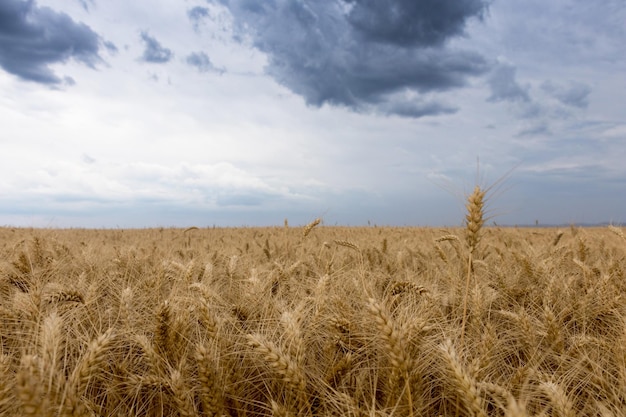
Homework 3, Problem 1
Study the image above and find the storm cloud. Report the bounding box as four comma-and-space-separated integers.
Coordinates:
0, 0, 103, 84
214, 0, 490, 118
345, 0, 488, 47
139, 31, 173, 63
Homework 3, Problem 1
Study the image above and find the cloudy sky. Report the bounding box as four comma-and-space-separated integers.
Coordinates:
1, 0, 625, 228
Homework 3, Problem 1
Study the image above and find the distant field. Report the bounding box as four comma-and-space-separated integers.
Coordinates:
1, 222, 625, 416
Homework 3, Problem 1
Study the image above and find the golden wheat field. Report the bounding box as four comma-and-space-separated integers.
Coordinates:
1, 217, 625, 416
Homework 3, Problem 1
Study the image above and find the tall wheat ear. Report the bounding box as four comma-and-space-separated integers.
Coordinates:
459, 163, 516, 347
460, 185, 486, 348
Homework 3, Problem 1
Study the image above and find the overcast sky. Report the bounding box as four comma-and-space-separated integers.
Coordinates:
1, 0, 625, 228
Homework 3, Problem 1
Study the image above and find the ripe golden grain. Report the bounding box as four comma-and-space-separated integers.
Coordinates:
16, 355, 47, 416
367, 298, 414, 415
246, 333, 310, 414
465, 185, 486, 255
63, 328, 114, 416
461, 185, 486, 347
302, 218, 321, 239
334, 240, 360, 251
195, 344, 224, 417
440, 339, 487, 417
0, 225, 624, 416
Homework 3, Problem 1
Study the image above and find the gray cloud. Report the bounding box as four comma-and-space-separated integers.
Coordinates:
487, 63, 529, 103
345, 0, 488, 47
214, 0, 490, 118
485, 64, 593, 137
188, 6, 210, 22
104, 40, 118, 54
0, 0, 103, 84
77, 0, 94, 12
186, 51, 222, 73
379, 98, 458, 118
516, 123, 550, 137
139, 31, 173, 63
541, 80, 591, 108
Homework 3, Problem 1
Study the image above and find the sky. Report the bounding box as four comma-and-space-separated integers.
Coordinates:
1, 0, 625, 228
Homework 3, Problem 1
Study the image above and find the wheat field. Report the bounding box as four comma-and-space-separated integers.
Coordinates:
1, 214, 625, 416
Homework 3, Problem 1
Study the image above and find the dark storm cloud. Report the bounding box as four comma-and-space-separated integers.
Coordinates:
139, 31, 173, 63
214, 0, 490, 118
541, 80, 591, 109
487, 63, 529, 103
0, 0, 103, 84
379, 98, 458, 118
345, 0, 488, 47
186, 51, 222, 73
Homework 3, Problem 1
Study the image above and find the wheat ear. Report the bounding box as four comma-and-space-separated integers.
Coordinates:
195, 344, 224, 417
440, 339, 487, 417
169, 369, 196, 417
17, 355, 48, 416
119, 286, 133, 329
334, 240, 360, 252
302, 218, 321, 239
247, 333, 310, 414
461, 185, 485, 347
367, 298, 414, 416
540, 381, 576, 417
63, 328, 114, 417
